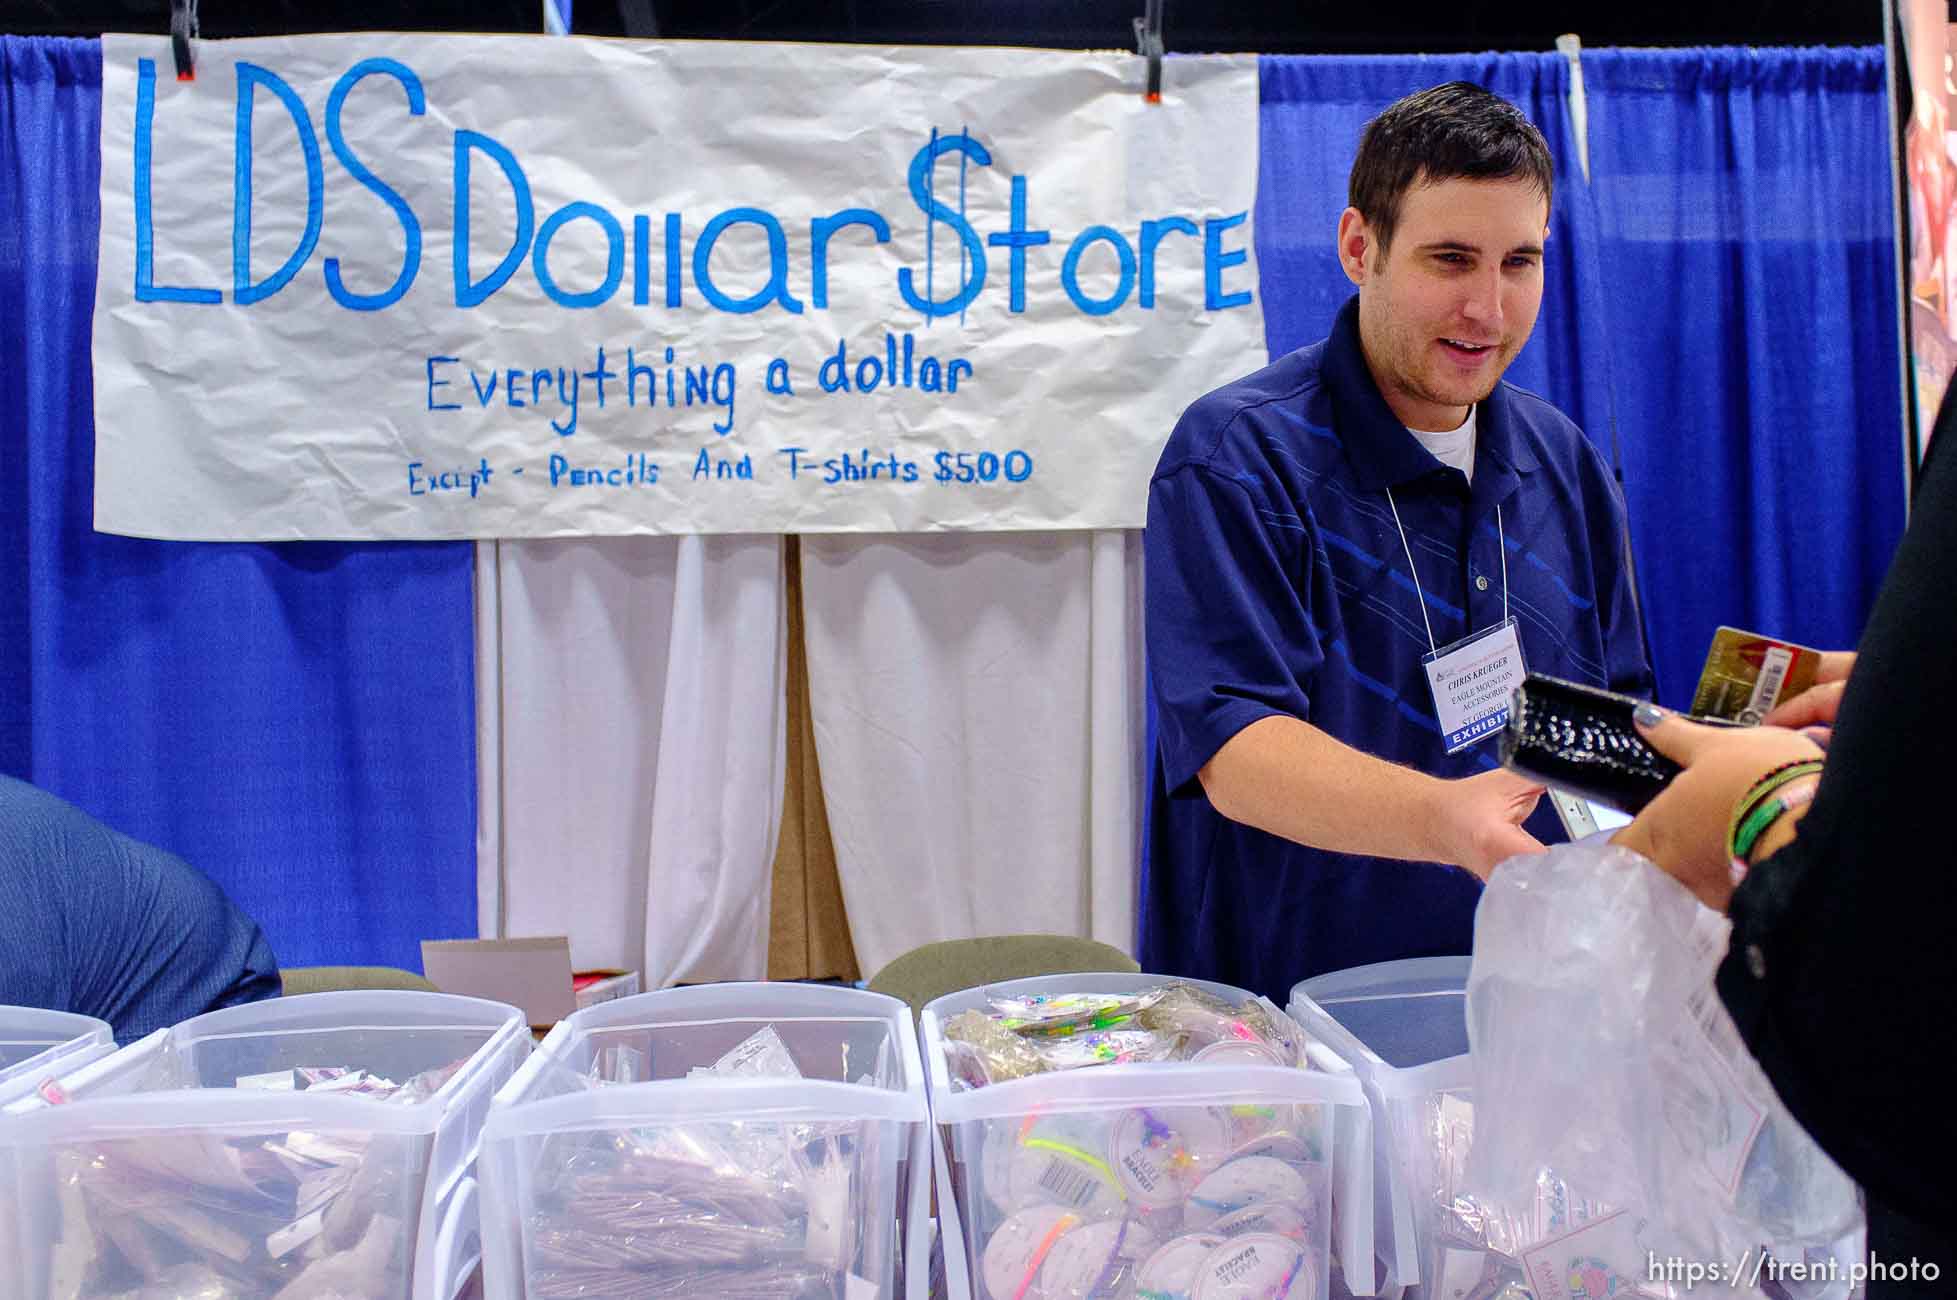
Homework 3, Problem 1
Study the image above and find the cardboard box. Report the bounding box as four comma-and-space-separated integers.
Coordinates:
420, 936, 640, 1028
573, 969, 641, 1010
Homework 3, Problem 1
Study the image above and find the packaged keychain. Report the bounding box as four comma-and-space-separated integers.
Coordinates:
988, 990, 1166, 1038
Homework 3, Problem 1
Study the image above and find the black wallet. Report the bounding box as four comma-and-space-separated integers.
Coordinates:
1499, 674, 1680, 814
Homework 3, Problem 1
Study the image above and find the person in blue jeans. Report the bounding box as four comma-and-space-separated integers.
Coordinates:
0, 774, 279, 1041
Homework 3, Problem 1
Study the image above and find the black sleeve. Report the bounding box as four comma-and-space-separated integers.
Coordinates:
1716, 416, 1957, 1227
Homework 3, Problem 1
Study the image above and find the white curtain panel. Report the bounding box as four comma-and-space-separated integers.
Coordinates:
475, 535, 787, 985
800, 530, 1146, 978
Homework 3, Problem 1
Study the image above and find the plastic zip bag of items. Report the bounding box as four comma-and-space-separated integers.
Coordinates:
942, 982, 1305, 1089
1464, 835, 1863, 1293
520, 1024, 879, 1300
45, 1058, 466, 1300
946, 984, 1333, 1300
1408, 1087, 1649, 1300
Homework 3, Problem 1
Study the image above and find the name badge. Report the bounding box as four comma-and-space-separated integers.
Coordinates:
1422, 617, 1526, 753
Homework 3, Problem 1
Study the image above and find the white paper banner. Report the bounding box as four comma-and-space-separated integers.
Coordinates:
91, 35, 1264, 539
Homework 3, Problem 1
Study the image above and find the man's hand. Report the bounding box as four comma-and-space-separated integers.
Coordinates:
1437, 768, 1548, 880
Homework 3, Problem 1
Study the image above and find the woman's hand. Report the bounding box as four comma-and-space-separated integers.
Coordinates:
1611, 707, 1824, 912
1761, 650, 1855, 733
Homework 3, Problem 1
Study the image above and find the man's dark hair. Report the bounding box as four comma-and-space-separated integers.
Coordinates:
1348, 82, 1554, 253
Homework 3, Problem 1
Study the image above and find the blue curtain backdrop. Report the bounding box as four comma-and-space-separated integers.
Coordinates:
1584, 47, 1904, 702
0, 37, 479, 971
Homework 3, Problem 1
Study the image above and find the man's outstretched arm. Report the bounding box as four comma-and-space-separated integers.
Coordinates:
1199, 714, 1546, 879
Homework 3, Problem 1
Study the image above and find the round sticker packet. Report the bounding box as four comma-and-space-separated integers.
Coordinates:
1133, 1232, 1226, 1300
983, 1115, 1122, 1216
1108, 1106, 1232, 1210
1037, 1218, 1135, 1298
1191, 1038, 1289, 1068
1211, 1200, 1313, 1244
1226, 1128, 1316, 1167
1190, 1232, 1316, 1300
1130, 1195, 1191, 1239
1008, 1138, 1126, 1217
1184, 1157, 1310, 1229
1223, 1098, 1326, 1154
1120, 1216, 1164, 1263
982, 1204, 1080, 1300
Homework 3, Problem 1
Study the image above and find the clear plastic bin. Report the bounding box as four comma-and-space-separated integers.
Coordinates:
0, 989, 530, 1300
1289, 958, 1473, 1298
0, 1007, 118, 1289
0, 1008, 114, 1108
479, 982, 932, 1300
922, 973, 1372, 1300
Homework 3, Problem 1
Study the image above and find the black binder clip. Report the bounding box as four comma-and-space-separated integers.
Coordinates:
171, 0, 198, 82
1133, 0, 1165, 103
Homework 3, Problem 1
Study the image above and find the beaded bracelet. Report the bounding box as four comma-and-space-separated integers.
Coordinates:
1728, 770, 1821, 886
1724, 759, 1825, 865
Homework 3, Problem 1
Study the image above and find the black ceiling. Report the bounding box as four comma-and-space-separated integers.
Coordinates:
2, 0, 1885, 52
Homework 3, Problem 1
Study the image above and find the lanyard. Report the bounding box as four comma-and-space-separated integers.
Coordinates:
1383, 489, 1507, 655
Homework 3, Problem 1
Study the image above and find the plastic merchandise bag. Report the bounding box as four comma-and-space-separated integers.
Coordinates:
523, 1112, 879, 1299
987, 990, 1166, 1037
1138, 983, 1298, 1063
48, 1127, 423, 1300
944, 1010, 1049, 1087
1032, 1029, 1182, 1072
1464, 835, 1862, 1267
1411, 1095, 1623, 1300
945, 984, 1306, 1088
687, 1024, 803, 1080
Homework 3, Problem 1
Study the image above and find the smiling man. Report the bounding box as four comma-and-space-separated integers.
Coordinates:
1142, 83, 1652, 1001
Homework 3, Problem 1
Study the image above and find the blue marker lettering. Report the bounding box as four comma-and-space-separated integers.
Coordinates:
426, 356, 460, 411
985, 175, 1049, 313
809, 209, 891, 310
1204, 212, 1252, 310
534, 201, 624, 309
581, 346, 616, 409
711, 362, 735, 433
133, 59, 221, 304
322, 59, 424, 311
664, 213, 682, 308
233, 62, 323, 306
1139, 215, 1197, 309
633, 214, 650, 306
469, 367, 498, 405
898, 132, 989, 318
453, 129, 533, 308
1060, 224, 1136, 316
548, 366, 580, 436
692, 206, 804, 314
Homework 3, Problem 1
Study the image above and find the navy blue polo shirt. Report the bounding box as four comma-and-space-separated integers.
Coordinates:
1142, 297, 1652, 1003
0, 775, 280, 1042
